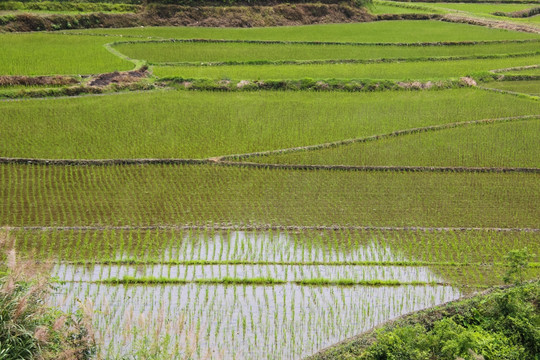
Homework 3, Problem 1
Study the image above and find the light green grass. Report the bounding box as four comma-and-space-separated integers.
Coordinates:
248, 120, 540, 168
423, 2, 538, 15
153, 55, 540, 80
2, 89, 540, 159
2, 164, 539, 228
0, 33, 131, 75
114, 41, 540, 64
73, 21, 540, 42
482, 80, 540, 95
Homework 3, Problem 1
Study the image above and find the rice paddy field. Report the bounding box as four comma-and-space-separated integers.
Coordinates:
1, 8, 539, 360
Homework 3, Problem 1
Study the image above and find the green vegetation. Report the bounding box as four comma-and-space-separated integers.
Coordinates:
6, 228, 539, 268
2, 164, 539, 227
0, 1, 139, 13
1, 89, 539, 159
482, 80, 540, 95
152, 54, 540, 80
75, 21, 540, 42
247, 119, 540, 168
311, 278, 540, 360
504, 66, 540, 75
0, 243, 96, 359
0, 33, 131, 76
1, 10, 539, 359
421, 2, 538, 15
369, 1, 438, 14
113, 40, 540, 64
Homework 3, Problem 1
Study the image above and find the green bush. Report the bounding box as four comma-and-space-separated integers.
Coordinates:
360, 250, 539, 360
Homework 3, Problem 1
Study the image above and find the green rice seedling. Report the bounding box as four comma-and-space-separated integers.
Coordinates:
152, 54, 540, 80
72, 21, 540, 42
481, 79, 540, 96
0, 33, 131, 76
114, 40, 540, 65
2, 164, 539, 228
2, 89, 538, 159
249, 119, 540, 167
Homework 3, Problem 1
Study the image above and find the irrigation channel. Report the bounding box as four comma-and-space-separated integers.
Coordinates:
27, 230, 471, 359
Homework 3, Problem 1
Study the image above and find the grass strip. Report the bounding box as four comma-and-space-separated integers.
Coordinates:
101, 276, 286, 285
61, 259, 540, 268
7, 225, 540, 232
111, 37, 540, 47
220, 115, 539, 161
97, 276, 473, 287
151, 52, 540, 67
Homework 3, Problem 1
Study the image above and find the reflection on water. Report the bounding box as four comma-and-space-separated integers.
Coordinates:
51, 283, 460, 360
44, 231, 461, 359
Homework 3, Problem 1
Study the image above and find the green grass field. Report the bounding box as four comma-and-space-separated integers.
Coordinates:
482, 79, 540, 95
74, 20, 540, 42
114, 40, 540, 64
2, 89, 539, 159
153, 54, 540, 80
1, 13, 539, 360
0, 33, 132, 75
2, 164, 538, 228
246, 119, 540, 167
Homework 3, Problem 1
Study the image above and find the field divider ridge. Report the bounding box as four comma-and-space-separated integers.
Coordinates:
50, 260, 540, 268
2, 115, 539, 170
150, 51, 540, 67
4, 225, 539, 232
476, 85, 540, 100
110, 38, 540, 47
215, 115, 540, 161
490, 64, 539, 74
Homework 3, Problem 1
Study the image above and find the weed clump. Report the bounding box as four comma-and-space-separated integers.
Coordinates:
0, 233, 96, 360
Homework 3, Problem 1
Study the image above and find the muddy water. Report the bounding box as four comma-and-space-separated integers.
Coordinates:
42, 231, 462, 359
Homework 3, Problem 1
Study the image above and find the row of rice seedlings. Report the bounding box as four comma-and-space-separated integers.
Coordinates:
49, 281, 460, 359
9, 229, 540, 266
52, 263, 444, 284
249, 119, 540, 168
152, 54, 540, 80
0, 33, 131, 76
113, 40, 540, 64
76, 21, 538, 43
2, 89, 540, 160
2, 164, 539, 228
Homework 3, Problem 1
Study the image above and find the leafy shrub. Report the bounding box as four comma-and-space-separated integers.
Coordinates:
360, 250, 539, 360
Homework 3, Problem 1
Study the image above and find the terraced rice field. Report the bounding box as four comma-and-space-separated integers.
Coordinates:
1, 12, 539, 360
